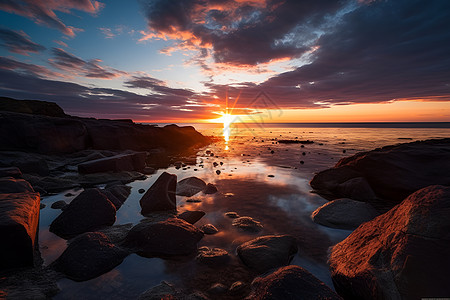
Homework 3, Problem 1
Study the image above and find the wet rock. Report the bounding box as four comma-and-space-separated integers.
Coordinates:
102, 184, 131, 210
77, 152, 147, 174
329, 185, 450, 299
232, 216, 263, 233
49, 189, 116, 239
140, 172, 177, 215
229, 281, 246, 295
186, 198, 202, 203
200, 224, 218, 235
177, 210, 205, 225
196, 247, 230, 266
176, 177, 207, 197
311, 138, 450, 209
0, 177, 34, 193
40, 203, 46, 209
267, 174, 274, 178
51, 200, 68, 210
208, 283, 227, 295
311, 198, 380, 230
203, 183, 218, 194
278, 140, 314, 144
0, 167, 22, 178
215, 170, 221, 175
138, 281, 177, 300
248, 265, 341, 299
138, 188, 145, 194
225, 211, 240, 218
336, 176, 377, 202
0, 191, 40, 269
52, 232, 129, 281
237, 235, 297, 273
123, 217, 203, 257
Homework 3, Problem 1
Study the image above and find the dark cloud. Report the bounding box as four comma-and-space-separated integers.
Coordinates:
0, 68, 209, 120
0, 56, 60, 78
124, 75, 195, 97
142, 0, 345, 66
0, 0, 103, 36
50, 48, 126, 79
0, 28, 46, 54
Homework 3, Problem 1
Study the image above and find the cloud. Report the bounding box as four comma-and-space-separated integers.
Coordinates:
124, 75, 195, 97
49, 48, 126, 79
98, 26, 126, 39
0, 56, 61, 78
0, 68, 210, 121
0, 0, 104, 36
0, 28, 46, 55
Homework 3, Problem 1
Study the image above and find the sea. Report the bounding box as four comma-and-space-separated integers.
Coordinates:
38, 122, 450, 299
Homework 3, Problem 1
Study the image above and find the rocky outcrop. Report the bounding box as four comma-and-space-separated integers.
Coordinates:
310, 139, 450, 210
77, 152, 147, 174
0, 97, 66, 117
311, 198, 379, 230
52, 232, 129, 281
0, 167, 22, 178
237, 235, 297, 274
0, 178, 34, 193
176, 177, 206, 197
123, 217, 203, 257
0, 191, 40, 269
329, 185, 450, 299
49, 189, 116, 239
248, 265, 341, 299
140, 172, 177, 215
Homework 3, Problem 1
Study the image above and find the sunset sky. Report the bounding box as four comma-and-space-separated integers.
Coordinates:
1, 0, 449, 122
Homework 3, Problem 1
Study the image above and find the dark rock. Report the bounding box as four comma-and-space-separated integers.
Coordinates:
138, 188, 145, 194
0, 178, 34, 193
311, 198, 379, 230
139, 172, 177, 215
178, 210, 206, 224
200, 224, 218, 235
267, 175, 274, 178
329, 185, 450, 299
248, 265, 341, 299
237, 235, 297, 274
0, 167, 22, 178
300, 160, 304, 164
232, 216, 263, 233
335, 176, 377, 202
225, 211, 240, 218
123, 217, 203, 257
208, 283, 227, 295
176, 177, 207, 197
196, 247, 230, 266
77, 152, 147, 174
229, 281, 246, 295
102, 184, 131, 210
0, 191, 40, 269
49, 189, 116, 239
278, 140, 314, 144
14, 158, 49, 176
51, 200, 68, 210
216, 170, 221, 175
310, 138, 450, 209
186, 198, 202, 203
0, 97, 66, 117
203, 183, 218, 194
52, 232, 129, 281
40, 203, 46, 209
138, 281, 177, 300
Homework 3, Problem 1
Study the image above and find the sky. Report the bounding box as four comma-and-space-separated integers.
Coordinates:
0, 0, 450, 123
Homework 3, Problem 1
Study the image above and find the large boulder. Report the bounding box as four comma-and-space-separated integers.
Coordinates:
310, 139, 450, 209
49, 189, 116, 239
237, 235, 298, 274
52, 232, 129, 281
0, 191, 40, 269
329, 185, 450, 299
248, 265, 342, 299
176, 177, 207, 197
140, 172, 177, 215
311, 198, 379, 230
123, 217, 203, 257
0, 178, 34, 193
77, 152, 147, 174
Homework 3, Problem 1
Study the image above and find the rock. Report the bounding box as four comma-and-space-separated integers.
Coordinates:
248, 265, 341, 299
123, 217, 203, 257
51, 200, 68, 210
278, 140, 314, 144
229, 281, 246, 295
77, 152, 147, 174
0, 191, 40, 269
267, 174, 274, 178
200, 224, 218, 235
225, 211, 240, 218
139, 172, 177, 215
237, 235, 297, 274
0, 96, 66, 117
49, 189, 116, 239
176, 177, 207, 196
178, 210, 205, 224
52, 232, 129, 281
138, 281, 177, 300
40, 203, 46, 209
0, 167, 22, 178
196, 247, 230, 266
186, 198, 202, 203
203, 183, 218, 194
0, 178, 34, 193
208, 283, 227, 295
102, 184, 131, 210
329, 185, 450, 299
138, 188, 145, 194
14, 158, 49, 176
335, 177, 377, 201
232, 216, 263, 233
215, 170, 221, 175
311, 198, 380, 230
311, 138, 450, 209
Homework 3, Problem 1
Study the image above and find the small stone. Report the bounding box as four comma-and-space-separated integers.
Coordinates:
300, 161, 304, 164
215, 170, 221, 175
270, 150, 274, 154
225, 212, 240, 218
65, 192, 75, 197
197, 247, 230, 265
302, 152, 306, 156
229, 281, 246, 295
301, 145, 305, 148
208, 283, 227, 295
138, 188, 145, 194
51, 200, 68, 210
200, 224, 218, 234
203, 183, 218, 194
268, 175, 275, 178
40, 203, 46, 209
343, 149, 347, 153
213, 162, 218, 167
232, 216, 263, 233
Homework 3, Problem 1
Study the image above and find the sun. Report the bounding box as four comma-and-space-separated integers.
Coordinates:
216, 112, 233, 143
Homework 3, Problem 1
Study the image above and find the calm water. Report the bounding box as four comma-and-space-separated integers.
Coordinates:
38, 123, 450, 299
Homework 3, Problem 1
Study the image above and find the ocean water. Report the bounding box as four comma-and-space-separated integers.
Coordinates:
38, 123, 450, 299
